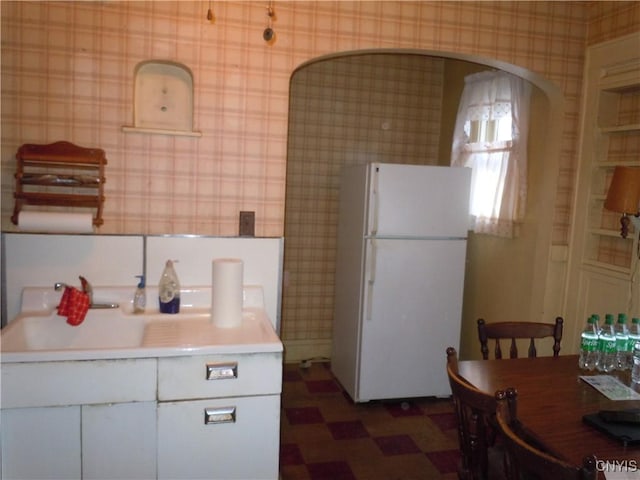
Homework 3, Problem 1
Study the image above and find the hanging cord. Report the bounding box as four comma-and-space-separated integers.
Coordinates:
263, 1, 275, 43
206, 0, 215, 23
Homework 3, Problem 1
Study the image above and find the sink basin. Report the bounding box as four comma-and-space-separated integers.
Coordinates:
1, 286, 283, 362
2, 309, 147, 352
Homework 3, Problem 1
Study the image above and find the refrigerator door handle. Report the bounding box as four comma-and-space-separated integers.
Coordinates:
365, 239, 377, 321
370, 166, 380, 235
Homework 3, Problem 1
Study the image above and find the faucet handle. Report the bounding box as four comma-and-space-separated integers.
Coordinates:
79, 276, 92, 294
54, 282, 68, 291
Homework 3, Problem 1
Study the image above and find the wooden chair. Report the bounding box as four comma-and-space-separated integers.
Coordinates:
446, 347, 507, 480
477, 317, 563, 359
494, 388, 597, 480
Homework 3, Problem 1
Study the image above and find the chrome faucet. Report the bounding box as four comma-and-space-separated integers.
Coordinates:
54, 276, 119, 309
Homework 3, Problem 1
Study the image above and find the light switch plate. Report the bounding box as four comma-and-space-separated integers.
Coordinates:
239, 211, 255, 237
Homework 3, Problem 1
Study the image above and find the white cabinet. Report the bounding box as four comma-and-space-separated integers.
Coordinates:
157, 352, 282, 479
1, 406, 81, 479
82, 402, 157, 480
1, 350, 282, 480
1, 403, 158, 480
158, 395, 281, 479
1, 359, 157, 480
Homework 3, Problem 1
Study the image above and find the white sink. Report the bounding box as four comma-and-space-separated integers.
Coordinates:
1, 286, 283, 362
1, 309, 147, 352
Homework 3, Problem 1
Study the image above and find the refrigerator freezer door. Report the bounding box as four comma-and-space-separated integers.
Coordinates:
368, 163, 471, 238
357, 238, 466, 402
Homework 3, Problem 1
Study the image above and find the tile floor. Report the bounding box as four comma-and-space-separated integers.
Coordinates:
279, 361, 460, 480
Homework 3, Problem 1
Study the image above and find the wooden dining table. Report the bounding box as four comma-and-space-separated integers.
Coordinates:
457, 354, 640, 476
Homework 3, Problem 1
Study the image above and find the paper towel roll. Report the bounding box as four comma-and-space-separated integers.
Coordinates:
211, 258, 244, 328
18, 211, 94, 233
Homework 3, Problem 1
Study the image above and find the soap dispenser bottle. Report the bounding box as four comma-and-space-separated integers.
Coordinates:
133, 275, 146, 314
158, 260, 180, 314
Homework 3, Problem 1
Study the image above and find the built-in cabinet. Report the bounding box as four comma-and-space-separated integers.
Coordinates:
156, 353, 282, 479
1, 358, 157, 479
566, 32, 640, 346
1, 351, 282, 479
2, 406, 82, 479
585, 58, 640, 272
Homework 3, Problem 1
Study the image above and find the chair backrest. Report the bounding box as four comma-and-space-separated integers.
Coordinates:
446, 347, 500, 480
477, 317, 563, 359
494, 389, 597, 480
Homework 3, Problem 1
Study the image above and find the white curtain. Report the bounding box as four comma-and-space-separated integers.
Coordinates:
451, 71, 531, 238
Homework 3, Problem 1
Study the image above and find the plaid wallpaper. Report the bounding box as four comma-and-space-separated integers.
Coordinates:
283, 53, 447, 341
1, 1, 638, 342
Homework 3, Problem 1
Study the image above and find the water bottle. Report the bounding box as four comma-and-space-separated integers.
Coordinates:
615, 313, 630, 370
592, 313, 601, 337
597, 314, 617, 372
630, 318, 640, 383
578, 315, 600, 371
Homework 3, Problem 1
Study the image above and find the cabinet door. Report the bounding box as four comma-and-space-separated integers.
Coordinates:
1, 406, 81, 479
82, 402, 157, 480
158, 395, 280, 480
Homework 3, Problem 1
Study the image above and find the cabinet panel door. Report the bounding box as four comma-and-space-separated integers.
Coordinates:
158, 395, 280, 480
82, 402, 157, 480
1, 406, 81, 479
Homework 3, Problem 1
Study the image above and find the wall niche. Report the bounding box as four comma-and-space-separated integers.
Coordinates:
122, 60, 201, 137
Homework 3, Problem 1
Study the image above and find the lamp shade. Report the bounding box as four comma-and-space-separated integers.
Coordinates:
604, 166, 640, 214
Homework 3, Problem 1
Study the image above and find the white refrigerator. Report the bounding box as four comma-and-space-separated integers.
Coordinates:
331, 162, 471, 402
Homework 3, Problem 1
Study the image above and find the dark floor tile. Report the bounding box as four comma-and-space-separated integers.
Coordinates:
428, 412, 458, 432
280, 442, 305, 466
326, 420, 370, 440
284, 368, 304, 382
281, 363, 459, 479
373, 434, 421, 456
285, 406, 325, 425
426, 449, 460, 474
307, 460, 356, 480
306, 379, 342, 394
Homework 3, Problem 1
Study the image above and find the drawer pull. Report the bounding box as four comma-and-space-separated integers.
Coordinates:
206, 362, 238, 380
204, 406, 236, 424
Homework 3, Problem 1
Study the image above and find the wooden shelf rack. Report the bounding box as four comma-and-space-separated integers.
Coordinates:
11, 141, 107, 226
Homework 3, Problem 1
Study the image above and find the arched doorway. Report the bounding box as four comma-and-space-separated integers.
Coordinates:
281, 50, 563, 363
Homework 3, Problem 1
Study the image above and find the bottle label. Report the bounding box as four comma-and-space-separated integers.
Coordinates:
617, 338, 630, 352
601, 338, 617, 354
581, 335, 598, 352
160, 288, 175, 303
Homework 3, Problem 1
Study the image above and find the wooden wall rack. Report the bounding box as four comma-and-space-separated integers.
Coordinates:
11, 141, 107, 226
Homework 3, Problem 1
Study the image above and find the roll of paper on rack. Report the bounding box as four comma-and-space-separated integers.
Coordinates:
17, 211, 94, 233
211, 258, 244, 328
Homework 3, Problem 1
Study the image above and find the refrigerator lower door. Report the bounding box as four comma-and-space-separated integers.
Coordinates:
357, 238, 466, 402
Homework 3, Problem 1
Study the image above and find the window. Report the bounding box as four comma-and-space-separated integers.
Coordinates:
451, 71, 531, 238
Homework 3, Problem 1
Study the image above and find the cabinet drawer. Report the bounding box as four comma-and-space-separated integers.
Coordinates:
157, 352, 282, 400
1, 358, 157, 408
157, 394, 280, 480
